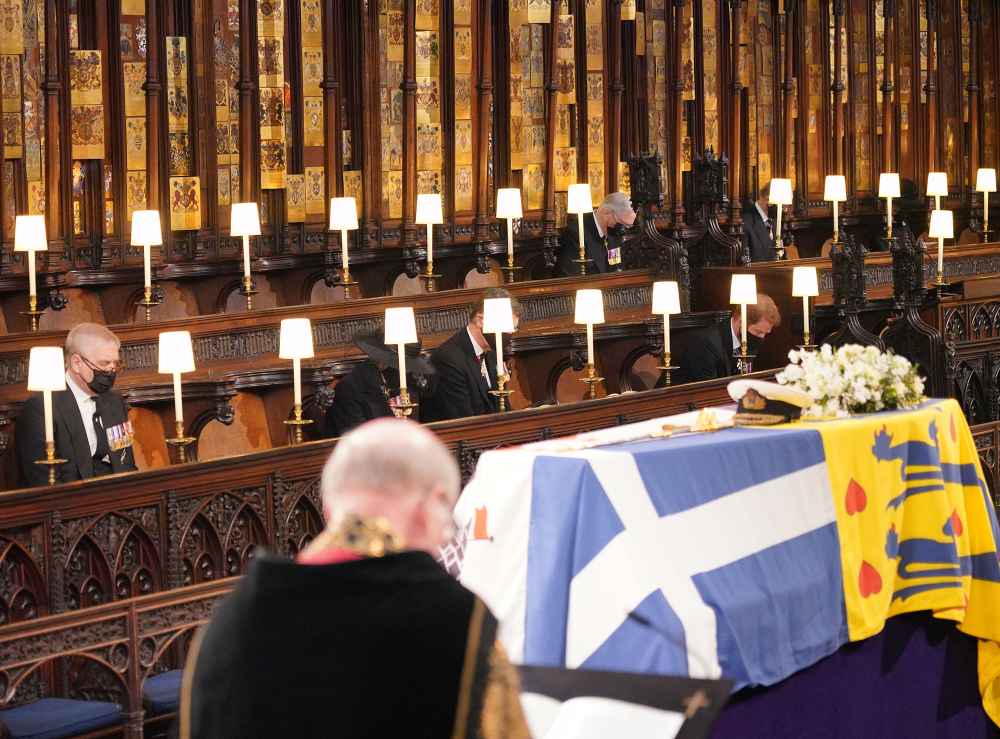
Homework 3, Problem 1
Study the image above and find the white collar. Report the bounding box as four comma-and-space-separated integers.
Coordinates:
730, 321, 741, 351
467, 326, 488, 359
593, 209, 606, 238
755, 202, 770, 223
66, 371, 95, 403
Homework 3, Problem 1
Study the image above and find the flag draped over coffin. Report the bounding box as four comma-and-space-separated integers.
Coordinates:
453, 400, 1000, 725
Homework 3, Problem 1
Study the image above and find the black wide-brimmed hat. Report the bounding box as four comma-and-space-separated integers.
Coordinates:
354, 333, 435, 377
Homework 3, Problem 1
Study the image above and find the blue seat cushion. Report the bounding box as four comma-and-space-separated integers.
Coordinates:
0, 697, 122, 739
142, 670, 183, 715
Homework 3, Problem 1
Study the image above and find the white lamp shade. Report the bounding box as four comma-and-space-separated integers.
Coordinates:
928, 209, 954, 240
977, 168, 997, 193
415, 193, 443, 224
158, 331, 196, 374
574, 289, 605, 324
878, 173, 901, 199
567, 183, 593, 214
384, 307, 418, 345
230, 202, 262, 236
482, 298, 515, 334
729, 274, 758, 305
651, 281, 681, 315
27, 346, 66, 392
279, 318, 314, 359
823, 175, 847, 202
792, 266, 819, 297
496, 188, 523, 219
14, 215, 47, 252
130, 210, 163, 246
926, 171, 948, 197
328, 197, 359, 231
768, 178, 793, 205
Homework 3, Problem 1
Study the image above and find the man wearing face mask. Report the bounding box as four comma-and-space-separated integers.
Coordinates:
555, 191, 637, 277
16, 322, 137, 487
671, 293, 782, 384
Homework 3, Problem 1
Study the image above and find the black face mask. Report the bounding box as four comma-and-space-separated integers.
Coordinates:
80, 356, 117, 395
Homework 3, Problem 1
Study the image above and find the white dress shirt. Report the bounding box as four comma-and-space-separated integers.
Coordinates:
468, 327, 491, 389
66, 372, 99, 457
593, 209, 606, 239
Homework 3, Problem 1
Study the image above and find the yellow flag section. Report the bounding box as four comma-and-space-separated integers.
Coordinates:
806, 399, 1000, 725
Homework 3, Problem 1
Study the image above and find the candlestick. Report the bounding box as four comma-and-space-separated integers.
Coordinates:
928, 209, 953, 288
832, 200, 839, 242
397, 343, 407, 391
27, 251, 36, 297
242, 234, 251, 280
740, 303, 748, 354
43, 390, 53, 444
340, 230, 357, 286
143, 245, 152, 289
886, 197, 893, 238
580, 362, 604, 399
506, 218, 515, 268
292, 357, 302, 406
495, 332, 504, 378
663, 313, 671, 355
283, 402, 313, 445
986, 192, 991, 235
34, 440, 67, 486
159, 331, 196, 463
172, 372, 183, 424
802, 296, 811, 346
567, 184, 593, 274
586, 321, 595, 365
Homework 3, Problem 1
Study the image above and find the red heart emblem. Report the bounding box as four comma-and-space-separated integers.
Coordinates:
859, 561, 882, 598
845, 479, 867, 515
949, 510, 964, 537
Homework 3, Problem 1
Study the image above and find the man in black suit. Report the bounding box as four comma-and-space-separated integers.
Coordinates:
16, 323, 137, 487
323, 335, 435, 437
673, 293, 782, 384
421, 288, 523, 422
555, 192, 636, 276
743, 185, 779, 262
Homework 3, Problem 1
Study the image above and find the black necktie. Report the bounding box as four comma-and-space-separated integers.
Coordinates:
93, 411, 110, 461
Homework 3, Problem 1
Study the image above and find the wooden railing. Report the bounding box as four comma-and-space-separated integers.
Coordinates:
0, 375, 757, 627
0, 579, 235, 737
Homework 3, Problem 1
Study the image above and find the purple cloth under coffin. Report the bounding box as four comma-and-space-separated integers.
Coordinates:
711, 612, 1000, 739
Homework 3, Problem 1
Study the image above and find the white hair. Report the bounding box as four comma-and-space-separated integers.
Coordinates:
597, 192, 634, 218
319, 418, 460, 522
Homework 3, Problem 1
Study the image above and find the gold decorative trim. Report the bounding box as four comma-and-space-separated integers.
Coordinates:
451, 598, 487, 739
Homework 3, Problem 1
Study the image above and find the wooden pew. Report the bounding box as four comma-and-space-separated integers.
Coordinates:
0, 374, 766, 624
0, 579, 234, 738
700, 243, 1000, 371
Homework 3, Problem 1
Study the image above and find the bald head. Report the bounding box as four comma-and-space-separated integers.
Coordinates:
320, 418, 461, 552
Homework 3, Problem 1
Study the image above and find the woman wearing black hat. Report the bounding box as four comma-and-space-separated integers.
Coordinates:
323, 334, 435, 437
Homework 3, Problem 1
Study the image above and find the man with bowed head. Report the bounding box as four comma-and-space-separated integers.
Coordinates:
16, 322, 137, 487
181, 418, 529, 739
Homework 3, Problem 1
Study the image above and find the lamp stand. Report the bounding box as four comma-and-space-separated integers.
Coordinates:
657, 351, 679, 387
22, 293, 44, 332
391, 387, 419, 418
736, 345, 756, 375
489, 373, 515, 412
419, 264, 441, 293
166, 420, 196, 464
499, 260, 524, 285
138, 285, 164, 322
34, 441, 67, 486
580, 362, 604, 400
774, 206, 785, 260
240, 275, 257, 311
283, 402, 313, 445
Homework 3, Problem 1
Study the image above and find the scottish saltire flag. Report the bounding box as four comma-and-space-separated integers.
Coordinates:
453, 402, 1000, 723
